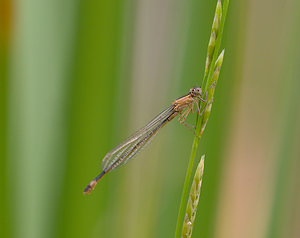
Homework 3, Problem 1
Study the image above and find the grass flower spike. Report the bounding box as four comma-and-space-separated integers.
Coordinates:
181, 156, 205, 238
204, 0, 222, 77
200, 49, 225, 135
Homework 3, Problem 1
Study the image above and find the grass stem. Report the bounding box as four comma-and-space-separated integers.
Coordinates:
174, 1, 229, 237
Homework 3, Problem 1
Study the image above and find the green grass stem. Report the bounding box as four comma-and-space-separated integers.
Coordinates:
174, 1, 229, 237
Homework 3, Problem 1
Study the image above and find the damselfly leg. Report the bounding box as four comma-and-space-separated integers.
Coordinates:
178, 97, 213, 139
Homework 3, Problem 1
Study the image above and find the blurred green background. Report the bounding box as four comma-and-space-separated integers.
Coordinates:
1, 0, 300, 238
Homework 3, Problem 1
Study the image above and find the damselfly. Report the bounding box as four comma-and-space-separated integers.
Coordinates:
83, 87, 212, 195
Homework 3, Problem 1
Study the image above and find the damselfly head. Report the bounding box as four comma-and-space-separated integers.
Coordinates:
190, 87, 202, 97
